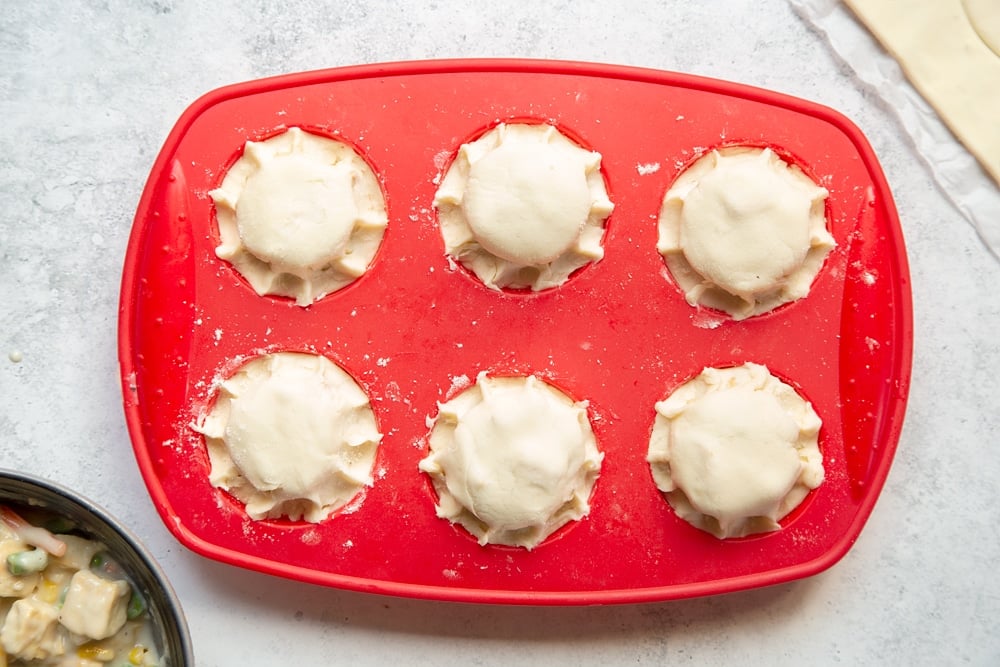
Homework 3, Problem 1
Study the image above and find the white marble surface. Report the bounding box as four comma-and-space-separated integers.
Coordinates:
2, 1, 998, 665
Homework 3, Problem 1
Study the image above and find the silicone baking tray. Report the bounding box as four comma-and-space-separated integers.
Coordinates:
118, 59, 912, 605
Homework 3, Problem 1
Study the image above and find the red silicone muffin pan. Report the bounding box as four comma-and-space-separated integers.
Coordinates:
118, 59, 913, 604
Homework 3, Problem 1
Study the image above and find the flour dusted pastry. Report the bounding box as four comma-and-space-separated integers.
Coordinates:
647, 363, 824, 539
419, 373, 602, 549
657, 147, 834, 319
434, 123, 614, 291
211, 127, 388, 306
193, 352, 382, 522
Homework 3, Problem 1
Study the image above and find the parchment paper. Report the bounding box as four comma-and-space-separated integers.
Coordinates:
790, 0, 1000, 261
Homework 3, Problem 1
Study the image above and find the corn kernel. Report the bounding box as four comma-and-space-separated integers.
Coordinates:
38, 577, 60, 603
129, 645, 150, 665
77, 643, 114, 661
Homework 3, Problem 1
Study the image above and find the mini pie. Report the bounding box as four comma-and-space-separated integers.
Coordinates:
210, 127, 388, 306
434, 123, 614, 291
419, 373, 603, 549
193, 352, 382, 523
657, 147, 834, 319
647, 363, 825, 539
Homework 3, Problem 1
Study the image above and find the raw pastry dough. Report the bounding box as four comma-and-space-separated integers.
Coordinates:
434, 123, 613, 291
657, 147, 833, 320
193, 352, 382, 522
211, 127, 388, 306
646, 363, 824, 539
419, 373, 603, 549
845, 0, 1000, 184
963, 0, 1000, 57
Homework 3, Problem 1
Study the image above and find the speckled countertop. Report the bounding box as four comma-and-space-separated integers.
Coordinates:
2, 1, 998, 665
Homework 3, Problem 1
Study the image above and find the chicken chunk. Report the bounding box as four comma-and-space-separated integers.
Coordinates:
0, 597, 66, 661
58, 570, 130, 640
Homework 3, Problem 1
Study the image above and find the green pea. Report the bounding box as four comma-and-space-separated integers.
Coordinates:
6, 548, 48, 575
127, 589, 148, 620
